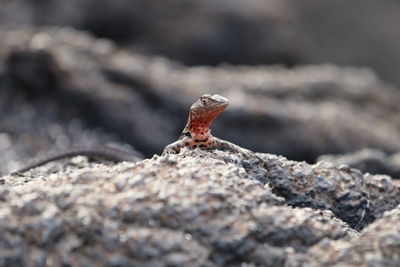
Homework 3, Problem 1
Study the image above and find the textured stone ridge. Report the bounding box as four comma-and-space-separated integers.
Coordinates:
1, 148, 399, 266
319, 148, 400, 179
259, 153, 400, 230
287, 206, 400, 266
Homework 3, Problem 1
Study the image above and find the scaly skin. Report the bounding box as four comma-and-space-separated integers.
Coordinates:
163, 94, 255, 157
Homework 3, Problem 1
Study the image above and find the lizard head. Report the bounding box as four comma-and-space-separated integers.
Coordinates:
189, 94, 229, 134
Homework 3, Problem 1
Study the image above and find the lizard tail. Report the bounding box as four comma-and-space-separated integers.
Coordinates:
11, 145, 143, 175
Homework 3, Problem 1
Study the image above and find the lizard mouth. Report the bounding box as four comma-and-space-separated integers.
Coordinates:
195, 102, 228, 120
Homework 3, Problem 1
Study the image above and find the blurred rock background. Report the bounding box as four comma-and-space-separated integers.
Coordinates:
3, 0, 400, 85
1, 0, 400, 176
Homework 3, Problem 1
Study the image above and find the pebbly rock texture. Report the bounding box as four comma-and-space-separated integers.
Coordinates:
1, 148, 399, 266
2, 26, 400, 174
319, 148, 400, 180
287, 206, 400, 266
258, 153, 400, 230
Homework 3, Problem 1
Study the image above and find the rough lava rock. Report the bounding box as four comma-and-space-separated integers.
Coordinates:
258, 153, 400, 230
319, 148, 400, 180
1, 147, 399, 266
287, 206, 400, 266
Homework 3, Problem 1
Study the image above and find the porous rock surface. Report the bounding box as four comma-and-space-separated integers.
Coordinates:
288, 206, 400, 266
1, 148, 399, 266
259, 153, 400, 230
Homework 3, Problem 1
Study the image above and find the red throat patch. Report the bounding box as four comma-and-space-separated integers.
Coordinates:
189, 106, 225, 135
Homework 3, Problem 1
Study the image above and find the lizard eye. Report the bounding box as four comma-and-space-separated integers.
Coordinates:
200, 97, 208, 105
200, 94, 212, 105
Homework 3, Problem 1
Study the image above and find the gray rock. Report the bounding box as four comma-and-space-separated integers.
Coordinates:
260, 153, 400, 230
1, 148, 399, 265
287, 206, 400, 266
319, 148, 400, 179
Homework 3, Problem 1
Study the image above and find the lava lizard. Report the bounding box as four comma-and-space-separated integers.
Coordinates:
162, 94, 255, 157
11, 94, 254, 174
